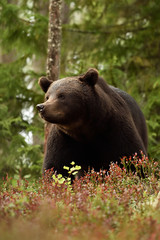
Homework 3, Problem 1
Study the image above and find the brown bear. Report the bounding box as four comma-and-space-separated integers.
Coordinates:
37, 68, 148, 177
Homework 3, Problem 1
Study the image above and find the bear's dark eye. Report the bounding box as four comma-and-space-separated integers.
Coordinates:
57, 93, 65, 100
46, 95, 49, 100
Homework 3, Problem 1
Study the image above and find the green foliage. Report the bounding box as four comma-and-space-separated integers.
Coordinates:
0, 0, 48, 178
0, 0, 48, 55
52, 161, 81, 186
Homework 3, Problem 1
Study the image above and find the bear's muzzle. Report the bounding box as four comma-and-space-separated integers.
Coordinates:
36, 104, 44, 113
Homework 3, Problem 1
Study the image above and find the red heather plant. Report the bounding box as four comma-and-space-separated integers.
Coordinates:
121, 151, 159, 179
0, 153, 159, 240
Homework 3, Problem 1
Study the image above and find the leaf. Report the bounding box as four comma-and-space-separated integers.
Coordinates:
75, 165, 81, 170
63, 166, 70, 170
70, 161, 75, 165
57, 174, 63, 179
58, 178, 65, 184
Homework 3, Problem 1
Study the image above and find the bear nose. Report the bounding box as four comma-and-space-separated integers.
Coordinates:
36, 104, 44, 112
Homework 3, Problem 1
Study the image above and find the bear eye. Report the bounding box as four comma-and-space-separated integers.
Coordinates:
46, 95, 49, 100
57, 93, 65, 100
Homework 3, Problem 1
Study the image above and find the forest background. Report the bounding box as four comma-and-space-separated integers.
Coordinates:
0, 0, 160, 179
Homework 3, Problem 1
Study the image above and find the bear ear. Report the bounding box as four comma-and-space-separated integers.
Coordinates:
79, 68, 99, 86
38, 77, 53, 93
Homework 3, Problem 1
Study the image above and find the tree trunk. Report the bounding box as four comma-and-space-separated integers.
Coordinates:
45, 0, 62, 152
47, 0, 62, 81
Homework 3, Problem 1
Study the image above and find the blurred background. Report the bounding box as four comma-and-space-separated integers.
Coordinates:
0, 0, 160, 179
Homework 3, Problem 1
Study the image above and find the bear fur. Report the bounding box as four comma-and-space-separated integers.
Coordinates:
37, 68, 148, 176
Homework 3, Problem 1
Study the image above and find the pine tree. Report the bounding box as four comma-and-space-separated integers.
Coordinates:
0, 0, 48, 178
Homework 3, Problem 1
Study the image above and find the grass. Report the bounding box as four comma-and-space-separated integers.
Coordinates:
0, 154, 160, 240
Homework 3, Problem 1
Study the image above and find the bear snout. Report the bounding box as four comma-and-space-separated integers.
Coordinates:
36, 104, 44, 113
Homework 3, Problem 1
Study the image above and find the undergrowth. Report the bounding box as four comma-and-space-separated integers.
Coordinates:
0, 154, 160, 240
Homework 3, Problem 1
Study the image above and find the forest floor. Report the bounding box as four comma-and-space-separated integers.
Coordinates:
0, 155, 160, 240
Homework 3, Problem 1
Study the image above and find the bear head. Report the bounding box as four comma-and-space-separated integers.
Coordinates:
37, 68, 99, 130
